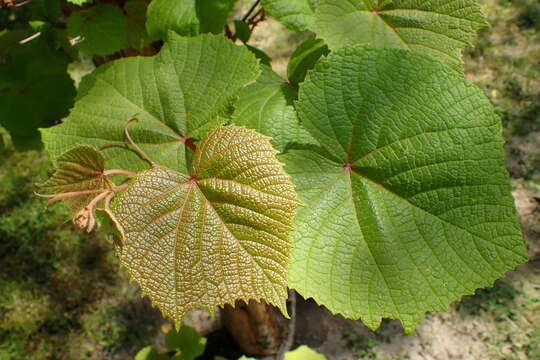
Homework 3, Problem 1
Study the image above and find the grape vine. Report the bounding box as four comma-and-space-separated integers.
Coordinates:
0, 0, 527, 335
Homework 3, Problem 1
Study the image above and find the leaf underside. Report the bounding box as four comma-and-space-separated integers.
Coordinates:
282, 45, 527, 332
113, 126, 300, 322
312, 0, 489, 68
40, 145, 113, 213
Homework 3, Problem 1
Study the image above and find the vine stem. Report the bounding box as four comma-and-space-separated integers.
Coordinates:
124, 115, 155, 166
242, 0, 261, 22
103, 169, 135, 177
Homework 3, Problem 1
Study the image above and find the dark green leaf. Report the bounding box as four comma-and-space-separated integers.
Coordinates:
0, 31, 75, 150
67, 4, 128, 57
234, 20, 251, 43
287, 37, 329, 85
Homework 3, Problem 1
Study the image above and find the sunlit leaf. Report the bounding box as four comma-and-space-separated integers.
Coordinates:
282, 45, 527, 332
313, 0, 488, 68
113, 126, 300, 322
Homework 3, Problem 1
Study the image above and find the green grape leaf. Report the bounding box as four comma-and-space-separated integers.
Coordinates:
312, 0, 488, 69
67, 4, 127, 57
232, 66, 317, 152
0, 31, 75, 150
165, 325, 206, 360
125, 0, 153, 50
287, 37, 329, 85
282, 46, 527, 332
28, 0, 61, 22
147, 0, 235, 40
261, 0, 317, 31
41, 33, 260, 173
196, 0, 236, 34
113, 126, 300, 322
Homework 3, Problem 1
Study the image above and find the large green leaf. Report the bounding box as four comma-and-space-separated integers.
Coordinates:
0, 31, 75, 150
282, 46, 527, 332
41, 33, 260, 173
261, 0, 318, 31
146, 0, 236, 40
312, 0, 488, 68
113, 126, 300, 322
67, 4, 127, 57
232, 66, 317, 152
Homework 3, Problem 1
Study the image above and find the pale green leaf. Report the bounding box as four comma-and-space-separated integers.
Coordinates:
232, 66, 317, 152
66, 0, 93, 5
285, 345, 326, 360
147, 0, 236, 39
41, 33, 260, 173
287, 37, 329, 85
261, 0, 318, 31
0, 31, 75, 150
282, 46, 527, 332
113, 126, 300, 322
313, 0, 489, 68
67, 4, 127, 57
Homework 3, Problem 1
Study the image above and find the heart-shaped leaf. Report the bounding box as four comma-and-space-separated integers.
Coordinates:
282, 45, 527, 332
312, 0, 488, 69
113, 126, 300, 322
41, 33, 260, 173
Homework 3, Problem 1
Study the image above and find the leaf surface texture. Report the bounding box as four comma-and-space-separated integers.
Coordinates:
313, 0, 488, 68
113, 126, 299, 321
282, 46, 527, 331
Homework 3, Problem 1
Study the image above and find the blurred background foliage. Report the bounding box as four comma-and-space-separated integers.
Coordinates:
0, 0, 538, 359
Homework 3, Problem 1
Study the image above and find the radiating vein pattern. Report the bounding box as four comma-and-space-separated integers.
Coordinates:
283, 45, 527, 332
313, 0, 488, 68
41, 145, 113, 213
41, 33, 259, 172
113, 126, 299, 322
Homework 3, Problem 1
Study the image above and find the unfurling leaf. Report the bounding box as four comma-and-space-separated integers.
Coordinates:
113, 126, 300, 322
312, 0, 489, 69
282, 45, 527, 332
39, 145, 116, 231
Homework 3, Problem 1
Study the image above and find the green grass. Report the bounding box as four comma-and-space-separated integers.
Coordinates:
0, 144, 163, 359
